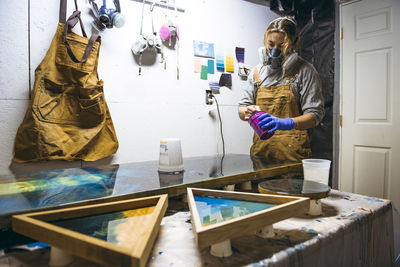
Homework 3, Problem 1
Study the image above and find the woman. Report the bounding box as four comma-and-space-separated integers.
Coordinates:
238, 17, 325, 163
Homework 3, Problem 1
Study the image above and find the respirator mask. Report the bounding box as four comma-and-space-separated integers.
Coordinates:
159, 20, 179, 43
131, 0, 164, 75
131, 34, 162, 55
267, 48, 283, 69
159, 0, 179, 45
90, 0, 125, 31
259, 47, 283, 69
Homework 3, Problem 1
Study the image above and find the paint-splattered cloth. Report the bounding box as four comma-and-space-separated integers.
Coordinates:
148, 190, 397, 267
0, 190, 398, 266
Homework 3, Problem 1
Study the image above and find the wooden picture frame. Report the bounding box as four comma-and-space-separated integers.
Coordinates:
12, 194, 168, 267
187, 188, 309, 249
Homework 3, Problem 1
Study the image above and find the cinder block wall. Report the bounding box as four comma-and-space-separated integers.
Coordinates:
0, 0, 278, 174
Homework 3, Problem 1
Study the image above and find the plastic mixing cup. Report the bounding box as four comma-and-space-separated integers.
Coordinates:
248, 111, 274, 140
302, 159, 331, 185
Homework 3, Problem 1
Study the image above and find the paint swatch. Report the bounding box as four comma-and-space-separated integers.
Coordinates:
193, 40, 215, 58
235, 47, 245, 63
216, 51, 225, 72
219, 73, 232, 87
209, 81, 220, 94
201, 65, 208, 80
207, 59, 215, 74
225, 53, 234, 73
194, 57, 201, 73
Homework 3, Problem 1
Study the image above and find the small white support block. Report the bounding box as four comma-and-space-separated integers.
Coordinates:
308, 199, 322, 216
223, 184, 235, 191
240, 181, 252, 191
255, 224, 274, 238
210, 239, 233, 258
181, 193, 188, 203
49, 246, 75, 266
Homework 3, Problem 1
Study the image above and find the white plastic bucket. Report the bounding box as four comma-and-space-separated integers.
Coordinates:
302, 159, 331, 185
158, 138, 184, 173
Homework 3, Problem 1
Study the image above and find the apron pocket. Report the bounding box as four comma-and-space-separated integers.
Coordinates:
257, 90, 290, 117
43, 78, 64, 94
35, 78, 80, 124
79, 87, 104, 128
55, 35, 98, 73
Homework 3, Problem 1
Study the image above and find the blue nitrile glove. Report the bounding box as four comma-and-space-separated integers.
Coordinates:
258, 113, 294, 134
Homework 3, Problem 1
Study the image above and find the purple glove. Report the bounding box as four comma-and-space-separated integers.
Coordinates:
258, 113, 294, 134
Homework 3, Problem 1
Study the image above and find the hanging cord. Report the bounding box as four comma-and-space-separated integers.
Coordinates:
168, 0, 175, 47
138, 0, 146, 75
176, 39, 179, 80
140, 0, 145, 36
28, 0, 31, 99
150, 0, 156, 35
211, 95, 225, 176
173, 0, 179, 79
151, 0, 165, 67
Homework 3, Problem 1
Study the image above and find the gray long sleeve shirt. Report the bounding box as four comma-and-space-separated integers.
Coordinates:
238, 53, 325, 125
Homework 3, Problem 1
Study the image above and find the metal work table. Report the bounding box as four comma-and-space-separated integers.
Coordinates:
0, 154, 302, 248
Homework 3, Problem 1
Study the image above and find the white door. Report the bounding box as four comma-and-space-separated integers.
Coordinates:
340, 0, 400, 209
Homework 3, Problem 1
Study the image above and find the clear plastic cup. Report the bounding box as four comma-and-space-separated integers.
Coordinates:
302, 159, 331, 185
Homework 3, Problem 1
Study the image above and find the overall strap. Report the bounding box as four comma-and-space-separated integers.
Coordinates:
60, 0, 99, 63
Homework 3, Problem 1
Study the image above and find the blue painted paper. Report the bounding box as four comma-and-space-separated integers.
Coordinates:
207, 60, 215, 74
193, 40, 215, 58
216, 52, 225, 72
194, 195, 275, 226
52, 206, 155, 247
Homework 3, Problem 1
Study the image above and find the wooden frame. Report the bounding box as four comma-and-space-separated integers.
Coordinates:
12, 194, 168, 267
1, 160, 302, 232
187, 188, 309, 249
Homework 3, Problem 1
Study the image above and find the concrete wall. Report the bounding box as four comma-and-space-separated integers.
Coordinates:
0, 0, 278, 175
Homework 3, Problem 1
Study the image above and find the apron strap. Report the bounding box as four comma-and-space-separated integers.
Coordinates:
60, 0, 97, 63
59, 0, 86, 36
59, 0, 67, 23
285, 58, 306, 83
254, 65, 269, 89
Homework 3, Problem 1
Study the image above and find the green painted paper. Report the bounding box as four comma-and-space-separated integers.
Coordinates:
201, 65, 208, 80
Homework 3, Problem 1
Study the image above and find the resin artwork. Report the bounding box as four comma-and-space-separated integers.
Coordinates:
258, 178, 330, 199
2, 154, 299, 240
12, 195, 168, 267
194, 195, 275, 226
0, 166, 119, 215
52, 206, 155, 248
187, 188, 309, 249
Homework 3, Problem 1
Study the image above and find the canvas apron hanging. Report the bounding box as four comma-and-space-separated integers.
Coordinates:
13, 0, 119, 163
250, 61, 311, 163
